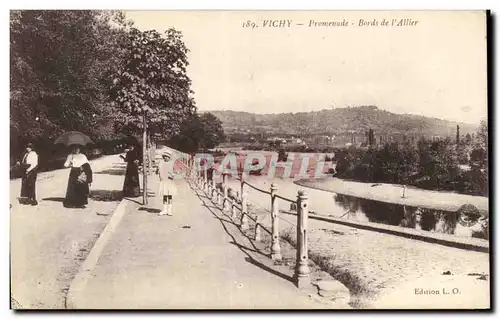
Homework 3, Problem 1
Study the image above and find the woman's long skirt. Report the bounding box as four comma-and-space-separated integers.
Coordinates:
123, 163, 140, 197
64, 167, 90, 208
20, 169, 37, 200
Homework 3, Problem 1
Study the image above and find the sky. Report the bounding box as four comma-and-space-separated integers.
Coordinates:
125, 11, 487, 124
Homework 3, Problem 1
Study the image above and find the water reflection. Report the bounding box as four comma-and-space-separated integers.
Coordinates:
334, 194, 488, 240
221, 174, 488, 241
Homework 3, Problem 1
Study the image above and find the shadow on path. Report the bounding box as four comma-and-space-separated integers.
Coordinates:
138, 207, 161, 214
228, 240, 270, 259
90, 190, 123, 202
189, 182, 294, 284
95, 169, 125, 176
125, 198, 143, 205
122, 191, 159, 206
42, 197, 65, 202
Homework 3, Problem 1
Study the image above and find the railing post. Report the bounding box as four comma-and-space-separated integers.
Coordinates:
240, 179, 244, 203
203, 162, 208, 182
255, 215, 261, 242
222, 173, 228, 211
189, 157, 193, 178
201, 165, 205, 188
205, 181, 212, 195
270, 183, 282, 261
295, 190, 310, 289
231, 198, 236, 219
191, 159, 195, 180
211, 180, 216, 201
204, 165, 208, 191
223, 173, 228, 197
241, 188, 249, 231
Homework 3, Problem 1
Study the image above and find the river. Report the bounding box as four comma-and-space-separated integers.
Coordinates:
209, 150, 487, 240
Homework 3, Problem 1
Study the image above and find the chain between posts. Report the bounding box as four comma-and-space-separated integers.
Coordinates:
189, 163, 310, 289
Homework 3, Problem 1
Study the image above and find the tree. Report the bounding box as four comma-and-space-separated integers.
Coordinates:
10, 10, 130, 160
469, 120, 488, 172
416, 138, 459, 191
465, 133, 472, 145
168, 112, 225, 153
278, 149, 288, 162
399, 141, 419, 196
198, 113, 225, 150
466, 120, 488, 196
368, 128, 375, 146
113, 27, 195, 138
372, 142, 417, 185
11, 11, 126, 135
113, 27, 195, 204
477, 119, 488, 150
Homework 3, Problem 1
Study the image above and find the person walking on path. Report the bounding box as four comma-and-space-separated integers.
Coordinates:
16, 142, 39, 206
63, 146, 93, 208
157, 151, 177, 216
120, 143, 141, 197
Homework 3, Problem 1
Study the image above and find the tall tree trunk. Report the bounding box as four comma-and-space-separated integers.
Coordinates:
147, 132, 153, 171
143, 111, 148, 205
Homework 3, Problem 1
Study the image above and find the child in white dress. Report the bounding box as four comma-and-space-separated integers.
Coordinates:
157, 151, 177, 216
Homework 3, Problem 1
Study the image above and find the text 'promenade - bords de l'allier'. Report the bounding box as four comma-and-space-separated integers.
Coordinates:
308, 18, 419, 27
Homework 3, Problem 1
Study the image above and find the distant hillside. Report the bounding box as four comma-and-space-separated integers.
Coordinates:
203, 106, 477, 137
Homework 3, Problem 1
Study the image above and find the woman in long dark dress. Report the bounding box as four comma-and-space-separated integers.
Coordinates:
120, 144, 141, 197
63, 146, 93, 208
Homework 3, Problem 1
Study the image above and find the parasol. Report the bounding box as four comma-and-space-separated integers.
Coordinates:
54, 131, 94, 146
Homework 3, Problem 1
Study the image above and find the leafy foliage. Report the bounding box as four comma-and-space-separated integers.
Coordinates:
113, 27, 195, 138
10, 11, 129, 141
167, 112, 225, 153
334, 123, 488, 197
477, 120, 488, 149
10, 10, 203, 169
367, 128, 375, 146
198, 113, 225, 149
10, 10, 132, 163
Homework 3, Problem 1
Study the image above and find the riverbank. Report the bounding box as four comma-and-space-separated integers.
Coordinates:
239, 197, 490, 308
295, 178, 488, 215
223, 175, 486, 239
214, 172, 490, 308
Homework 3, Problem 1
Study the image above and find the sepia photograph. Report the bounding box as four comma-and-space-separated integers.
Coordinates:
9, 10, 490, 310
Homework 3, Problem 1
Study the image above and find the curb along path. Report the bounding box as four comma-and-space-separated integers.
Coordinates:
10, 155, 126, 309
65, 199, 129, 309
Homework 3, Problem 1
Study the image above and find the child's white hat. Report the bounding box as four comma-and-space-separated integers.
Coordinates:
162, 151, 172, 159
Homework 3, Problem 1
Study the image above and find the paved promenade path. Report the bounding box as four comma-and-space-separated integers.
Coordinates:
10, 155, 125, 309
12, 152, 488, 309
72, 175, 329, 309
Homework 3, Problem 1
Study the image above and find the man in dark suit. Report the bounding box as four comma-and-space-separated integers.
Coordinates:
17, 142, 39, 205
